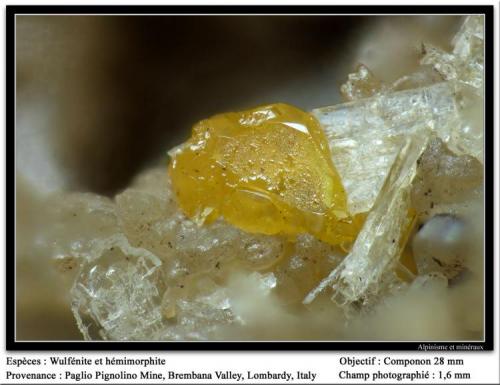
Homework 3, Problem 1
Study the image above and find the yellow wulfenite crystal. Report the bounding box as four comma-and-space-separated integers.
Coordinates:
169, 103, 364, 245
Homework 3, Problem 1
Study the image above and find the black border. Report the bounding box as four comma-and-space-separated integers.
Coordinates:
6, 5, 494, 351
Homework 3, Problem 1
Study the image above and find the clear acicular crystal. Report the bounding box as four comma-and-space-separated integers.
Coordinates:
43, 16, 484, 340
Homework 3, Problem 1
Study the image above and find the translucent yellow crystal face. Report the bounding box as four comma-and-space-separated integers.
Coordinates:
169, 103, 363, 245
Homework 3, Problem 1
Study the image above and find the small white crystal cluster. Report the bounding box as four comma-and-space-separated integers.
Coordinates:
43, 16, 484, 340
48, 169, 342, 340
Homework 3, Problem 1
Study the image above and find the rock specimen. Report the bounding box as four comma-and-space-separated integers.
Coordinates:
40, 16, 484, 340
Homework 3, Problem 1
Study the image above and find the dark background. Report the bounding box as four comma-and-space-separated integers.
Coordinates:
16, 16, 461, 196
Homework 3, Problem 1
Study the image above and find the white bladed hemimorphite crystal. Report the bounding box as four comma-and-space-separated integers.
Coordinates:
312, 82, 461, 214
304, 133, 429, 306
